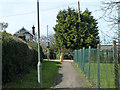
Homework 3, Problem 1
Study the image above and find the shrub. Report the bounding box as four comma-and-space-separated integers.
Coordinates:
2, 31, 44, 84
63, 52, 73, 59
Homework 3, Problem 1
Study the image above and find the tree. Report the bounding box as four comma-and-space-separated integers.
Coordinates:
53, 7, 99, 50
40, 34, 57, 59
99, 1, 120, 41
100, 1, 119, 24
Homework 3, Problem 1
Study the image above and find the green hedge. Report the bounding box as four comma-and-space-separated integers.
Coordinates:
63, 52, 73, 59
2, 31, 43, 84
56, 52, 73, 59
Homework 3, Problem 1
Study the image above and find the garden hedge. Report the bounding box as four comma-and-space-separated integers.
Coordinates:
2, 31, 43, 84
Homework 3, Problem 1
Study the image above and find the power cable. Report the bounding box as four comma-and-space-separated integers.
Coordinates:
0, 2, 77, 19
0, 11, 36, 19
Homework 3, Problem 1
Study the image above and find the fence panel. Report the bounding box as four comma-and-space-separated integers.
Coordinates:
99, 49, 115, 88
74, 45, 119, 88
89, 49, 98, 87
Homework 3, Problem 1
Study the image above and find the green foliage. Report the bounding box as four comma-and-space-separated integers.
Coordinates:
2, 31, 44, 84
40, 35, 57, 59
63, 52, 73, 59
56, 52, 61, 59
27, 42, 44, 62
54, 8, 99, 50
3, 61, 61, 88
49, 48, 56, 59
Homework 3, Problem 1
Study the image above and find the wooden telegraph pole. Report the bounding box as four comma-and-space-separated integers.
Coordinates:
78, 0, 81, 21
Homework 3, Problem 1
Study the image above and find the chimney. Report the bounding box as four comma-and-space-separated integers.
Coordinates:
32, 25, 35, 35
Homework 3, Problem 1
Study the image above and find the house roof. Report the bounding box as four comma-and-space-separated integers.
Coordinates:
14, 27, 33, 36
100, 45, 120, 50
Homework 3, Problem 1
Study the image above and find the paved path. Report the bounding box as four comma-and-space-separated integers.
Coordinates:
54, 61, 90, 88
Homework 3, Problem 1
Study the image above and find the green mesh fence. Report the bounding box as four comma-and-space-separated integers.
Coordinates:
74, 47, 119, 88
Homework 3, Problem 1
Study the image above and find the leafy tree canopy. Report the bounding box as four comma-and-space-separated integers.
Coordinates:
54, 7, 99, 50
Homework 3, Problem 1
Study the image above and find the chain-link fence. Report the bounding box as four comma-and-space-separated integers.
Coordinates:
74, 41, 120, 88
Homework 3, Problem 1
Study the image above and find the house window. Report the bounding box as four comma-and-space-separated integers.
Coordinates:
25, 34, 30, 41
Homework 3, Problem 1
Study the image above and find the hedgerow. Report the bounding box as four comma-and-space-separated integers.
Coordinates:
2, 31, 43, 84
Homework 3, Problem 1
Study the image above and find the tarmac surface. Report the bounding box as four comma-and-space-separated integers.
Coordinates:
54, 60, 90, 88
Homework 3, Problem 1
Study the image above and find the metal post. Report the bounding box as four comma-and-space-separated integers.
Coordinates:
113, 40, 119, 88
0, 23, 2, 90
83, 47, 85, 72
77, 49, 78, 65
97, 44, 100, 88
37, 0, 42, 88
75, 50, 77, 63
74, 50, 76, 62
47, 48, 49, 61
80, 49, 82, 69
47, 25, 49, 61
88, 46, 91, 79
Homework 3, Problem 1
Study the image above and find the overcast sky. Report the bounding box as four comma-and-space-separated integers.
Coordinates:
0, 0, 117, 44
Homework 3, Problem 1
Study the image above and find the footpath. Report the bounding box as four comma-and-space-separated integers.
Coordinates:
54, 60, 90, 88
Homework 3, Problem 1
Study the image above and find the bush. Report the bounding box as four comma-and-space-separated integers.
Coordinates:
63, 52, 73, 59
49, 48, 56, 59
27, 42, 44, 63
2, 31, 44, 84
56, 53, 61, 59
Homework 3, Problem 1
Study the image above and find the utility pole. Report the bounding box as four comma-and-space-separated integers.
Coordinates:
78, 0, 81, 21
77, 0, 81, 48
47, 25, 48, 39
47, 25, 49, 61
37, 0, 42, 88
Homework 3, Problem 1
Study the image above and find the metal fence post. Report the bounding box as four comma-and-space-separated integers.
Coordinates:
88, 46, 91, 79
73, 51, 75, 62
77, 49, 78, 65
80, 49, 82, 69
97, 44, 100, 88
83, 47, 85, 72
74, 50, 76, 63
113, 40, 119, 88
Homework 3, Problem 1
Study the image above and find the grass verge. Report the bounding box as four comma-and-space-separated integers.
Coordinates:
3, 61, 61, 88
76, 62, 120, 88
72, 62, 93, 88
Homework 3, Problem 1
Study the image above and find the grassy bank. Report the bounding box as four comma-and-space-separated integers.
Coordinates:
3, 61, 61, 88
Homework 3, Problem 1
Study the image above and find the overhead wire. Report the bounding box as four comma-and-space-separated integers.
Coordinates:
99, 30, 116, 44
1, 1, 118, 45
0, 11, 36, 19
0, 2, 77, 19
